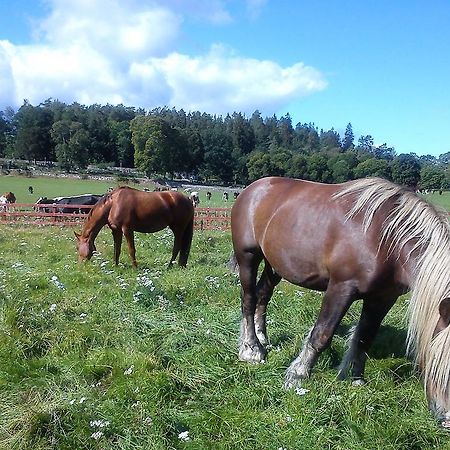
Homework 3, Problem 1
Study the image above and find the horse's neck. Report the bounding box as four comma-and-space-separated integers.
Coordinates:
82, 204, 110, 240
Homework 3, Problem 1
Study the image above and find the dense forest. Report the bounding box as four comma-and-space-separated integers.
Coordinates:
0, 99, 449, 188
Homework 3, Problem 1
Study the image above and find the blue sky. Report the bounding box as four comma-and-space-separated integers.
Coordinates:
0, 0, 449, 157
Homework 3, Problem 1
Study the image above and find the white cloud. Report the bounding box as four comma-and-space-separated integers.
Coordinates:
0, 0, 327, 115
142, 46, 327, 115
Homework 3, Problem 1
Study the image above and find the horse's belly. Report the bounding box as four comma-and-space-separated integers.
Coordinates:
263, 246, 329, 291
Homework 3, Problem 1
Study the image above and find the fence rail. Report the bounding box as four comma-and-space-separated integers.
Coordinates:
0, 203, 232, 231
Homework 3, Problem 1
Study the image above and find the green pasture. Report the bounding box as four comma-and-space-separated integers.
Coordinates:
0, 174, 236, 207
0, 225, 449, 450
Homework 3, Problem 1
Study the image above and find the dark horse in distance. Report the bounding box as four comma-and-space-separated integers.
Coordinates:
75, 186, 194, 267
231, 176, 450, 425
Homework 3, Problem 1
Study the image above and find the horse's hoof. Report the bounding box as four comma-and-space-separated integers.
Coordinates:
284, 376, 301, 391
239, 343, 266, 363
284, 370, 308, 390
351, 378, 366, 386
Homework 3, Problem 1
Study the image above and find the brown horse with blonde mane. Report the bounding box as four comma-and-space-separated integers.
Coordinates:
231, 176, 450, 426
75, 186, 194, 267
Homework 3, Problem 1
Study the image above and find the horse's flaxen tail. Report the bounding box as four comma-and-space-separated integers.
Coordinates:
178, 215, 194, 267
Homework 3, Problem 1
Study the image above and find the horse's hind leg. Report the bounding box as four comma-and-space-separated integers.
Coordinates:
254, 260, 281, 346
123, 229, 137, 267
111, 228, 123, 265
178, 219, 193, 267
285, 280, 356, 389
238, 250, 266, 363
338, 295, 397, 384
168, 227, 183, 268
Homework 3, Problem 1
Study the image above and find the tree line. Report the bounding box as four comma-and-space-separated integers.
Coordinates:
0, 99, 449, 189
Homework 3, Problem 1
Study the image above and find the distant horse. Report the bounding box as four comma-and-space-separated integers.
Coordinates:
35, 194, 102, 213
190, 191, 200, 207
231, 177, 450, 425
0, 192, 16, 210
0, 192, 16, 204
75, 186, 194, 268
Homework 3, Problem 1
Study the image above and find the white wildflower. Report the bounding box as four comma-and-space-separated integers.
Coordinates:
91, 431, 104, 440
124, 365, 134, 375
196, 318, 204, 326
143, 416, 153, 425
79, 397, 87, 404
90, 419, 110, 428
295, 387, 310, 396
178, 430, 190, 441
49, 303, 57, 313
50, 275, 65, 290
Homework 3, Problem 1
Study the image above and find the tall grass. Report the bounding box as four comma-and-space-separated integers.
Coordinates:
0, 226, 448, 449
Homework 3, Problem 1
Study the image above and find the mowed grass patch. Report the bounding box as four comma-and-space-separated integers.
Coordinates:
0, 226, 448, 449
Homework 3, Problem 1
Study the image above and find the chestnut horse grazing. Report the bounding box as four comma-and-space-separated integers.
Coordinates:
75, 186, 194, 267
231, 176, 450, 425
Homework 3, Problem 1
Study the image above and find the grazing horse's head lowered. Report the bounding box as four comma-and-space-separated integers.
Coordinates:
231, 176, 450, 426
75, 187, 194, 268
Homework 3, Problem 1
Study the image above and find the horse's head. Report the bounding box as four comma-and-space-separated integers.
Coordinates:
74, 231, 96, 261
429, 297, 450, 427
3, 192, 15, 203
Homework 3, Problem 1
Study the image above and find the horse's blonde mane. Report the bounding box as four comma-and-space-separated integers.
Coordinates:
335, 177, 450, 416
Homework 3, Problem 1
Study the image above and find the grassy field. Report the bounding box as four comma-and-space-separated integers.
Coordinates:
0, 174, 235, 208
0, 224, 449, 450
2, 173, 449, 211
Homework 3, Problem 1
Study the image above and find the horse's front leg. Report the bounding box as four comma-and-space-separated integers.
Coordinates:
285, 281, 356, 389
111, 228, 123, 265
337, 295, 397, 384
238, 251, 266, 363
123, 229, 137, 267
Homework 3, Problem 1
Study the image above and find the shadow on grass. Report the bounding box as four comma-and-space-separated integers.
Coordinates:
335, 323, 407, 359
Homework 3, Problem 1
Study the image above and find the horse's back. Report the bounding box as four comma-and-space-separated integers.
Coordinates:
108, 187, 193, 232
231, 177, 387, 291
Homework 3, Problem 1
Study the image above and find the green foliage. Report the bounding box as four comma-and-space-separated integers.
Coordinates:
354, 158, 391, 179
0, 226, 449, 449
13, 101, 55, 161
420, 164, 447, 190
342, 122, 354, 151
391, 154, 421, 187
1, 99, 449, 187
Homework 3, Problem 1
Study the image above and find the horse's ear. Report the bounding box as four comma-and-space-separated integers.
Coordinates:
438, 298, 450, 328
74, 231, 81, 240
